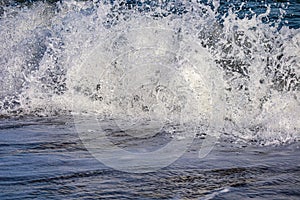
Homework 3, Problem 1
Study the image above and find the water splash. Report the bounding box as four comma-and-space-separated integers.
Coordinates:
0, 0, 299, 145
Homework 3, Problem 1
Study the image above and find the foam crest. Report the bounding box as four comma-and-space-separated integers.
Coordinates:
0, 0, 299, 145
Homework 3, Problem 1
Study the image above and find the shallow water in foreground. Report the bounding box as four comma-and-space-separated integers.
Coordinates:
0, 116, 299, 199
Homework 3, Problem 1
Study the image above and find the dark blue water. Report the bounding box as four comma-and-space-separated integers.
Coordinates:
0, 0, 300, 199
0, 116, 299, 199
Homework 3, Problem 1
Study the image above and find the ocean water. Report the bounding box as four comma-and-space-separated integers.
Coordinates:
0, 0, 299, 199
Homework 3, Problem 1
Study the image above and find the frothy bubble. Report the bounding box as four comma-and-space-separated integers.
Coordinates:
0, 0, 299, 148
72, 16, 224, 172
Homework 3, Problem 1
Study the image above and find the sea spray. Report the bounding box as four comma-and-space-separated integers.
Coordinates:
0, 0, 299, 145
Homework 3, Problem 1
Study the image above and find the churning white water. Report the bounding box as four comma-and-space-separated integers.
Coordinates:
0, 0, 299, 145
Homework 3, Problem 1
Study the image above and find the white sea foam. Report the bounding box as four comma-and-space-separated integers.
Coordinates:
0, 0, 299, 145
